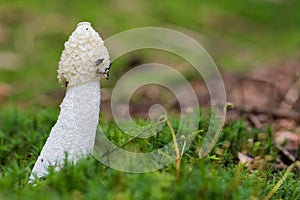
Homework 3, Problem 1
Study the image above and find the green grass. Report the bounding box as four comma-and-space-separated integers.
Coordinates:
0, 108, 299, 200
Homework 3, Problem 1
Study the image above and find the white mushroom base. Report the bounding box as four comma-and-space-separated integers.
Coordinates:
30, 80, 100, 181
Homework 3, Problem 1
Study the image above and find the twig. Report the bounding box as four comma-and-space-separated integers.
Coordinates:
180, 135, 187, 157
247, 114, 263, 129
166, 119, 181, 180
276, 145, 296, 163
280, 78, 300, 109
263, 161, 300, 200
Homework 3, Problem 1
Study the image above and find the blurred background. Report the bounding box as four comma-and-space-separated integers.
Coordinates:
0, 0, 300, 116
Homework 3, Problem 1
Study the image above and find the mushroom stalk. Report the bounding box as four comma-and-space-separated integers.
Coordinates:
30, 22, 110, 181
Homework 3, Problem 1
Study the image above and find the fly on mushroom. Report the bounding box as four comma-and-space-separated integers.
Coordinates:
95, 59, 111, 80
95, 58, 104, 66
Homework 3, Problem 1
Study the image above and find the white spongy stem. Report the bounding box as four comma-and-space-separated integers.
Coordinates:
29, 80, 100, 181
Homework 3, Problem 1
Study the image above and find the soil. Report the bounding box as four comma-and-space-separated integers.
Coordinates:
100, 59, 300, 131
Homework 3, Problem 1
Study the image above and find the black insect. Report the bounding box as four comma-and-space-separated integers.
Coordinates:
109, 62, 112, 68
95, 59, 104, 66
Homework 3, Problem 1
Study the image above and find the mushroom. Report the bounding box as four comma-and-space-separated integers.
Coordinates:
29, 22, 110, 181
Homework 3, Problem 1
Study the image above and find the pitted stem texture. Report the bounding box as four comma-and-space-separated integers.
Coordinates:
30, 80, 100, 180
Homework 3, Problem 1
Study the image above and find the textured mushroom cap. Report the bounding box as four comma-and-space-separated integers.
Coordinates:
58, 22, 110, 87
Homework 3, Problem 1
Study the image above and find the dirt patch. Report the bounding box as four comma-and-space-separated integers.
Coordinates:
102, 59, 300, 128
224, 60, 300, 128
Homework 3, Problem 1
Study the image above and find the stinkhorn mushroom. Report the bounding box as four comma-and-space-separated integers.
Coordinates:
29, 22, 110, 181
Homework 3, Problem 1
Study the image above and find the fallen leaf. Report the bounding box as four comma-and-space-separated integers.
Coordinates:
274, 131, 300, 151
275, 119, 296, 131
238, 152, 253, 167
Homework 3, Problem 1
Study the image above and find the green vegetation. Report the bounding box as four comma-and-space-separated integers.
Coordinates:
0, 109, 299, 199
1, 0, 300, 199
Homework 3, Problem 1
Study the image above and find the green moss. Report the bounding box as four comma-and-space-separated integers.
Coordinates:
0, 108, 299, 199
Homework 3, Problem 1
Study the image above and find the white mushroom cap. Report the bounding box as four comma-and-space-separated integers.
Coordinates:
58, 22, 110, 87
